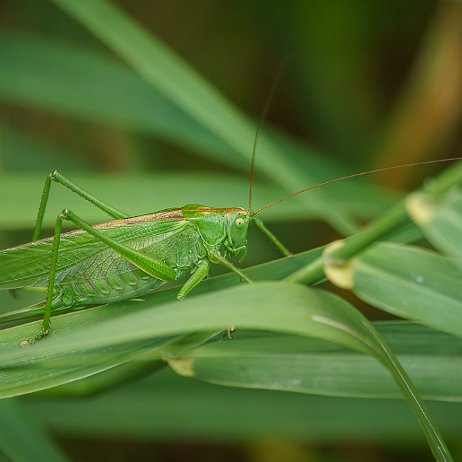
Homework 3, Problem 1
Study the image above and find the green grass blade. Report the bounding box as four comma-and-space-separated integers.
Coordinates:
164, 323, 462, 401
30, 331, 220, 397
360, 322, 453, 462
0, 33, 231, 165
0, 281, 453, 461
351, 242, 462, 338
49, 0, 358, 233
407, 190, 462, 258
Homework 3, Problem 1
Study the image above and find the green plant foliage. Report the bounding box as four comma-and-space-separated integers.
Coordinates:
351, 243, 462, 338
407, 190, 462, 258
0, 0, 461, 461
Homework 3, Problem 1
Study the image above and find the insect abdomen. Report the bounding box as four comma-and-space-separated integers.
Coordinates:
55, 268, 168, 307
54, 227, 208, 307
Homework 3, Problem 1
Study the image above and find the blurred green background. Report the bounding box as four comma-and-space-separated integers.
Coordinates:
1, 1, 462, 461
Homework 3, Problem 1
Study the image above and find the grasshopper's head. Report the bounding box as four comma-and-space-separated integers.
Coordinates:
182, 205, 250, 260
225, 208, 250, 260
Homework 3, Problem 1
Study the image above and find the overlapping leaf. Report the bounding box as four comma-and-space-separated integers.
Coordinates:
407, 190, 462, 259
350, 242, 462, 339
0, 277, 453, 460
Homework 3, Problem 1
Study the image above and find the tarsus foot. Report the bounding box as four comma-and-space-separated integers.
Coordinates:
20, 327, 50, 347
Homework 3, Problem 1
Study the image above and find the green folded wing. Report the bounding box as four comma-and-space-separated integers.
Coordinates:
0, 218, 188, 289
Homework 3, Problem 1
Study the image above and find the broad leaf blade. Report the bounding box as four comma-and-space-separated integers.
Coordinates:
351, 242, 462, 338
166, 324, 462, 401
407, 190, 462, 259
0, 281, 453, 461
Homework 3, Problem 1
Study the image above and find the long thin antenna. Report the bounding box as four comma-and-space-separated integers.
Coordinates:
252, 157, 462, 216
248, 57, 290, 213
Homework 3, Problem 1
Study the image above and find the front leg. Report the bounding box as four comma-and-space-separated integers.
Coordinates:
253, 217, 291, 256
177, 260, 210, 300
208, 249, 252, 283
177, 259, 237, 341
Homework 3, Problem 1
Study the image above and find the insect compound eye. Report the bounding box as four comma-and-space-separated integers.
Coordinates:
235, 217, 245, 228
